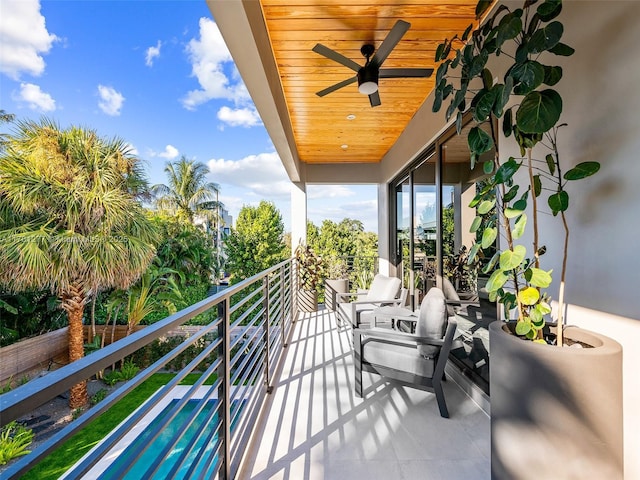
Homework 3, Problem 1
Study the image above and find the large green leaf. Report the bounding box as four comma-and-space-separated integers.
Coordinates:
476, 0, 493, 18
503, 108, 513, 137
483, 251, 500, 273
436, 60, 450, 85
537, 0, 563, 22
494, 76, 514, 117
511, 61, 545, 95
545, 153, 556, 175
468, 242, 482, 263
528, 21, 563, 54
435, 42, 445, 62
526, 267, 553, 288
486, 268, 509, 292
518, 287, 540, 306
478, 199, 495, 214
468, 126, 494, 155
470, 215, 482, 233
469, 49, 489, 77
533, 174, 542, 197
494, 157, 520, 184
549, 42, 575, 56
473, 88, 499, 122
543, 65, 563, 86
564, 161, 601, 180
462, 23, 474, 42
548, 190, 569, 214
503, 184, 519, 203
432, 88, 443, 113
516, 89, 562, 134
515, 320, 532, 336
512, 213, 528, 239
481, 227, 497, 249
500, 244, 526, 270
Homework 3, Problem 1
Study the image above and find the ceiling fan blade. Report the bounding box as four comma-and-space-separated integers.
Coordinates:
369, 91, 381, 107
312, 43, 361, 72
316, 76, 358, 97
379, 68, 434, 78
371, 20, 410, 67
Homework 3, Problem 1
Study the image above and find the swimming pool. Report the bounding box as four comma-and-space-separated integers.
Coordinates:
98, 399, 221, 479
66, 386, 245, 479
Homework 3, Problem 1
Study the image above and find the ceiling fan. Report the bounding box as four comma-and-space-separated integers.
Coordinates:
312, 20, 433, 107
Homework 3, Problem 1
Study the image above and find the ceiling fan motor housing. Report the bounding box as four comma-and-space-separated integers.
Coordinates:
357, 65, 379, 93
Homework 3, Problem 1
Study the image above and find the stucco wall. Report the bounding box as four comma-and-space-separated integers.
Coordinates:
539, 4, 640, 476
487, 2, 640, 476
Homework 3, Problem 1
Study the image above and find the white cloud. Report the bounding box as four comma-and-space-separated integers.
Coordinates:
0, 0, 58, 80
12, 82, 55, 111
158, 145, 179, 159
307, 185, 355, 199
217, 106, 261, 128
145, 40, 162, 67
181, 17, 251, 111
208, 151, 291, 198
308, 199, 378, 232
126, 143, 138, 156
97, 84, 124, 116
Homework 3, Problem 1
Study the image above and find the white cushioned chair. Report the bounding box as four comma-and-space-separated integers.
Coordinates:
336, 274, 404, 328
353, 287, 457, 418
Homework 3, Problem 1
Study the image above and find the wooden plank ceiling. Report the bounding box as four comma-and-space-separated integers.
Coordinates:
260, 0, 483, 164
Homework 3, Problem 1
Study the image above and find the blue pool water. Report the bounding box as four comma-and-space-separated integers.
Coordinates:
98, 399, 231, 479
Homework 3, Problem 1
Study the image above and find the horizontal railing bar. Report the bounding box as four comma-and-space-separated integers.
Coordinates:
228, 286, 263, 316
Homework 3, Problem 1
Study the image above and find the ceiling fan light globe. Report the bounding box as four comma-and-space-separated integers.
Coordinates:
358, 81, 378, 95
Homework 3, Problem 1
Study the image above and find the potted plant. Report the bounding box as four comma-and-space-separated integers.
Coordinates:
433, 1, 623, 478
294, 244, 325, 312
324, 257, 349, 311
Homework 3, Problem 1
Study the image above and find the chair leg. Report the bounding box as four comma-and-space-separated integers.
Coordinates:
433, 381, 449, 418
354, 334, 363, 398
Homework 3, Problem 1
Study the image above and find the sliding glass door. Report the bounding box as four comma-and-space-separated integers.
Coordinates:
390, 119, 496, 393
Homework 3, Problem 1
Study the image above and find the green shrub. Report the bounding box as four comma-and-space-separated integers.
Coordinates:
102, 370, 121, 387
119, 360, 139, 380
0, 422, 34, 465
90, 388, 108, 406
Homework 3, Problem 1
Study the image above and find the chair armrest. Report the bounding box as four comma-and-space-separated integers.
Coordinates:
353, 326, 446, 347
336, 291, 367, 303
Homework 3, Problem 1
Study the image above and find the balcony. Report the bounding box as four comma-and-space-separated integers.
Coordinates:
241, 308, 489, 479
0, 260, 489, 479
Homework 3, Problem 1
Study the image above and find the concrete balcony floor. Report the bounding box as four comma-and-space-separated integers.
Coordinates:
240, 308, 490, 479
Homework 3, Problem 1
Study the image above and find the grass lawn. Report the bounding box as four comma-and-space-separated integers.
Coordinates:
22, 372, 217, 480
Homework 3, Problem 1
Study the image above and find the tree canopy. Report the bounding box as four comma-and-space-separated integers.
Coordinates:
151, 156, 222, 225
224, 201, 287, 283
0, 118, 157, 407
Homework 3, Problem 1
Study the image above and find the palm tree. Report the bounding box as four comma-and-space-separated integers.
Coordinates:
151, 156, 223, 226
0, 118, 157, 408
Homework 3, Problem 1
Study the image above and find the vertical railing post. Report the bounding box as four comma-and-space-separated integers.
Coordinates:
280, 266, 287, 348
217, 298, 231, 480
263, 276, 273, 394
292, 259, 298, 323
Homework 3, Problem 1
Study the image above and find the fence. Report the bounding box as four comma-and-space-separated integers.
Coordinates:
0, 328, 68, 386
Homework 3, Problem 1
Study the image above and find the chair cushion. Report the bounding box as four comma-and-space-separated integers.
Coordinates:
416, 287, 447, 357
363, 340, 435, 378
365, 275, 401, 302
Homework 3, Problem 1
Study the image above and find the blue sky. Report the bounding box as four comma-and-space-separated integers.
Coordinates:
0, 0, 378, 232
